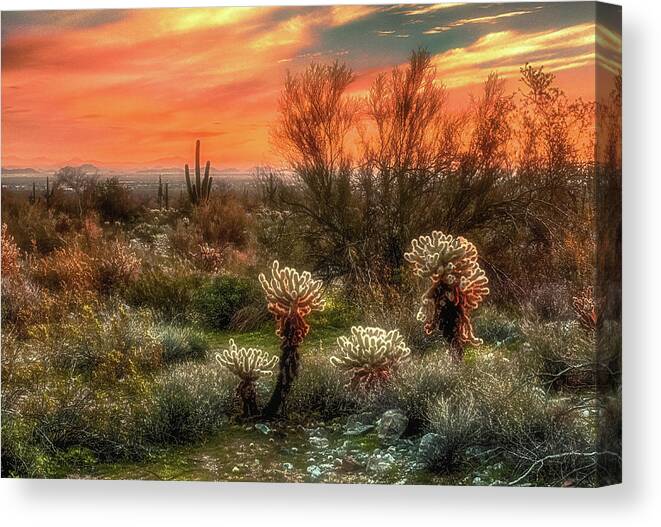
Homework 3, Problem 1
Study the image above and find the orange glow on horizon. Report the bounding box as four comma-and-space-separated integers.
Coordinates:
1, 5, 617, 171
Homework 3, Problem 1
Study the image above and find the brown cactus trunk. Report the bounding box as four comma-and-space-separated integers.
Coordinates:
432, 286, 464, 363
263, 317, 301, 418
238, 379, 259, 418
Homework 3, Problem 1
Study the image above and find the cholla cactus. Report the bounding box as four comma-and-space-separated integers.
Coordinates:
331, 326, 411, 390
259, 260, 324, 417
215, 339, 277, 417
259, 260, 325, 341
405, 230, 489, 361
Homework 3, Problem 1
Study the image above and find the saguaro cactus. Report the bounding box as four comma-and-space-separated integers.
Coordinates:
259, 260, 325, 418
405, 230, 489, 362
184, 139, 213, 205
331, 326, 410, 390
215, 339, 277, 417
157, 175, 163, 209
44, 176, 56, 208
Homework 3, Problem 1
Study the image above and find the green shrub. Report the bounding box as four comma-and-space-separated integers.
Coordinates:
288, 354, 358, 418
376, 354, 459, 430
192, 275, 257, 330
158, 325, 209, 364
473, 306, 522, 346
30, 301, 162, 382
122, 262, 205, 323
422, 394, 483, 472
145, 363, 235, 444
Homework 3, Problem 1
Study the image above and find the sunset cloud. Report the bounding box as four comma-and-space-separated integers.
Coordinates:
1, 4, 618, 170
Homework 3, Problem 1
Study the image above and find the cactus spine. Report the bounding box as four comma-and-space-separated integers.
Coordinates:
184, 139, 213, 205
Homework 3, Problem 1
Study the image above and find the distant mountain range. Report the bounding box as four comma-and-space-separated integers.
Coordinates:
2, 164, 258, 176
1, 167, 40, 174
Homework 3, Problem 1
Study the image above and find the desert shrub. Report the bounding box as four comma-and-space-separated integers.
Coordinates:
309, 290, 360, 329
524, 281, 575, 321
94, 177, 142, 222
145, 362, 234, 444
357, 282, 443, 353
92, 239, 141, 294
522, 320, 596, 390
288, 353, 358, 418
190, 194, 251, 249
1, 417, 59, 478
1, 198, 67, 254
1, 223, 21, 277
375, 354, 459, 430
422, 394, 483, 472
122, 261, 205, 323
30, 302, 162, 382
1, 325, 156, 475
30, 244, 95, 292
192, 275, 258, 330
229, 302, 271, 332
473, 305, 522, 346
459, 350, 593, 484
158, 325, 209, 364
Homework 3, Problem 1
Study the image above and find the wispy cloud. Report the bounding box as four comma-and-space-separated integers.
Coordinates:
423, 8, 541, 34
402, 3, 465, 17
431, 23, 597, 88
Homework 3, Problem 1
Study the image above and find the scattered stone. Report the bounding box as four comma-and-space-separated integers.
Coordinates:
255, 423, 270, 435
282, 462, 294, 471
306, 465, 322, 479
367, 452, 396, 473
377, 409, 408, 443
232, 466, 240, 473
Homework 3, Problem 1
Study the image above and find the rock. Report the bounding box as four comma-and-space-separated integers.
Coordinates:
232, 466, 240, 473
344, 423, 375, 436
345, 411, 376, 431
306, 465, 322, 479
282, 462, 294, 471
254, 423, 270, 435
417, 432, 443, 468
367, 452, 396, 473
377, 409, 408, 443
309, 436, 330, 449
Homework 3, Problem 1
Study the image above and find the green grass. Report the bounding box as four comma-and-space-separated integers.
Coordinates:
203, 323, 350, 357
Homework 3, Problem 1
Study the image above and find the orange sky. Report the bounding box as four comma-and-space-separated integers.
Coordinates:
1, 3, 621, 171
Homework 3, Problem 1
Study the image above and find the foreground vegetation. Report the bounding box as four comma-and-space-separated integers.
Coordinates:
1, 52, 621, 485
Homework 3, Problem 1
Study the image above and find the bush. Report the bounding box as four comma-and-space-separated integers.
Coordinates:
288, 353, 358, 418
158, 325, 209, 364
94, 177, 142, 223
145, 362, 235, 444
1, 197, 67, 254
376, 354, 459, 430
30, 301, 162, 382
31, 244, 95, 292
192, 275, 257, 330
122, 262, 205, 323
522, 320, 596, 390
422, 395, 483, 472
473, 306, 522, 347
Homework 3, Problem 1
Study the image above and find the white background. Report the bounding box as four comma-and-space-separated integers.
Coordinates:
0, 0, 658, 525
